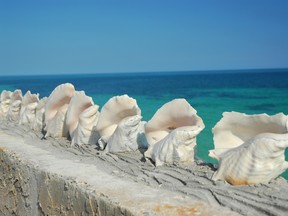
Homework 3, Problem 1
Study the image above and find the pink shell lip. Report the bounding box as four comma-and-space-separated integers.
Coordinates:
44, 83, 76, 138
145, 99, 205, 147
66, 91, 94, 137
21, 91, 39, 106
210, 112, 288, 160
95, 94, 141, 139
45, 83, 75, 123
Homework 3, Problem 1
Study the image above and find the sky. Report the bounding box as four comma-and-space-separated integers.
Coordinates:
0, 0, 288, 76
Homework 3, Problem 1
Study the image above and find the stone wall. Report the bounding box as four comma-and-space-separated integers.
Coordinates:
0, 130, 236, 216
0, 147, 132, 216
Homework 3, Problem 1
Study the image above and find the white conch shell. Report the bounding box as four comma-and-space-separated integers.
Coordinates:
45, 83, 75, 138
7, 90, 23, 121
144, 99, 205, 166
32, 97, 48, 131
210, 112, 288, 185
212, 133, 288, 185
66, 91, 94, 139
146, 127, 200, 166
0, 90, 12, 117
71, 105, 100, 146
209, 112, 288, 160
105, 115, 143, 153
19, 91, 39, 125
95, 94, 141, 149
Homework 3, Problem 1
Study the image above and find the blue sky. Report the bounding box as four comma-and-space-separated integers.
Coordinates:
0, 0, 288, 75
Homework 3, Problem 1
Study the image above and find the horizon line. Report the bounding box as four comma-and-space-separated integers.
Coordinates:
1, 67, 288, 77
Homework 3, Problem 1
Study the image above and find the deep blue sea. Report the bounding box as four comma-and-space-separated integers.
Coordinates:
1, 69, 288, 179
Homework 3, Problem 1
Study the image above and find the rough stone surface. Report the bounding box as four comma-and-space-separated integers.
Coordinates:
0, 125, 236, 215
1, 120, 288, 215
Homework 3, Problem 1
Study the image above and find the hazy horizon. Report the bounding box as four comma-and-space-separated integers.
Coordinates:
1, 67, 287, 77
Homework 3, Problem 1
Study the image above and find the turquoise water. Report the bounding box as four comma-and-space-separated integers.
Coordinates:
1, 69, 288, 178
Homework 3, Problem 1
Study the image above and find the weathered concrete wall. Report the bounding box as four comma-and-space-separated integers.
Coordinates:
0, 131, 236, 216
0, 147, 131, 216
3, 120, 287, 216
0, 146, 38, 216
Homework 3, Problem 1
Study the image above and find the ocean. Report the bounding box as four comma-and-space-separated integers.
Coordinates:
1, 69, 288, 179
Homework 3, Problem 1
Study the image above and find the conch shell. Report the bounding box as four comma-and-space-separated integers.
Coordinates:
104, 115, 143, 153
45, 83, 75, 138
19, 91, 39, 125
0, 90, 12, 117
71, 105, 100, 146
210, 112, 288, 185
144, 99, 205, 166
66, 91, 94, 137
66, 91, 95, 140
7, 90, 23, 121
95, 95, 141, 150
32, 97, 48, 131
